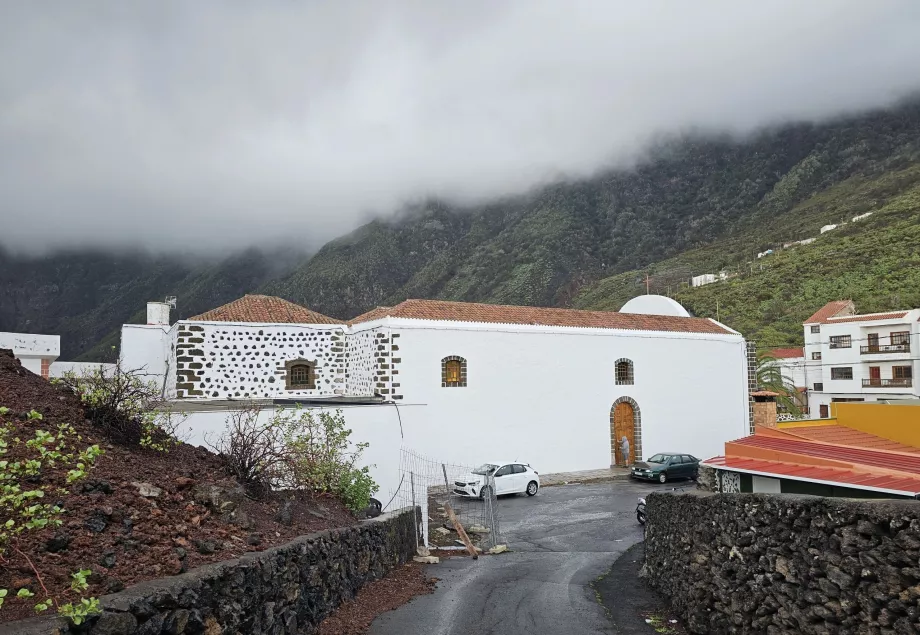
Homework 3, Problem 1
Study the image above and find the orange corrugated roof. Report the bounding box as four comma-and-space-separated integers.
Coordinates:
804, 300, 855, 324
767, 347, 804, 359
784, 424, 920, 454
348, 299, 733, 334
188, 295, 343, 324
731, 435, 920, 473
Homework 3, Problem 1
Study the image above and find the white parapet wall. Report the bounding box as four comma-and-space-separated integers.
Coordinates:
0, 331, 60, 376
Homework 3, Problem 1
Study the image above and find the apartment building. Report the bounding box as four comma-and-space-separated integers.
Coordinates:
804, 301, 919, 418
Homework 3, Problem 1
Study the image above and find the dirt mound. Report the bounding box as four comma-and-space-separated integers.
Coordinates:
0, 350, 357, 624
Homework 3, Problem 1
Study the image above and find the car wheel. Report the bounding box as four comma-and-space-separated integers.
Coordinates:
691, 471, 699, 482
479, 485, 492, 499
526, 481, 538, 496
658, 472, 667, 484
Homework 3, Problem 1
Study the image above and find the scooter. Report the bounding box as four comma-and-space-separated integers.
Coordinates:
636, 497, 646, 525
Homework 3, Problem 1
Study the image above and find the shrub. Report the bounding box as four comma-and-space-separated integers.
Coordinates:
277, 408, 378, 513
54, 361, 187, 451
209, 405, 378, 512
206, 403, 286, 498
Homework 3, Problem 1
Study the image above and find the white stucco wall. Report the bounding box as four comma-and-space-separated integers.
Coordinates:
0, 331, 60, 377
49, 361, 116, 378
120, 324, 171, 387
179, 403, 407, 510
383, 320, 749, 470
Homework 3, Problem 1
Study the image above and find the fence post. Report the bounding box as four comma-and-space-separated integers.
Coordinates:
410, 471, 418, 549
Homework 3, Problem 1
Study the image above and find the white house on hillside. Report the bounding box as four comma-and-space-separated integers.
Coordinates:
121, 294, 752, 505
803, 300, 920, 418
0, 331, 60, 378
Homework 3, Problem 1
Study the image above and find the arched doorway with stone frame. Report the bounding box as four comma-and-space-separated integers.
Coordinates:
610, 396, 642, 468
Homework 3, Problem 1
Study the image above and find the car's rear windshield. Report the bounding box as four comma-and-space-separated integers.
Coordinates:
647, 454, 673, 463
473, 464, 498, 475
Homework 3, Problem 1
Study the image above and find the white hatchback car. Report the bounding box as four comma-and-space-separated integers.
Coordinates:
453, 461, 540, 498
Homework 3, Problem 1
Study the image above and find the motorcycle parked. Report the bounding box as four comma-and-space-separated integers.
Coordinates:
636, 497, 646, 525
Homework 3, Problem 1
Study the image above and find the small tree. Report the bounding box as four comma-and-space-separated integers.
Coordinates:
206, 403, 287, 498
55, 361, 187, 451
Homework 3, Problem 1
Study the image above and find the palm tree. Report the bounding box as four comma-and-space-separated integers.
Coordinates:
756, 353, 804, 418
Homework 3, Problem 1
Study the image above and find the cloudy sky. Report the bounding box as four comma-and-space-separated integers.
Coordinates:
2, 1, 920, 253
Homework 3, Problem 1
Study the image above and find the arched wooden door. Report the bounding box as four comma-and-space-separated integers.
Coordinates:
611, 401, 636, 466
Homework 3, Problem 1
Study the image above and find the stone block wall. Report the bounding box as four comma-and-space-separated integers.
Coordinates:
645, 491, 920, 634
2, 508, 418, 635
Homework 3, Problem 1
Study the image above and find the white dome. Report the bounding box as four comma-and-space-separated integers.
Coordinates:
619, 295, 691, 317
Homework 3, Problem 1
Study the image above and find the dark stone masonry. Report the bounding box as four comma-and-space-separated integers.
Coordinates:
2, 508, 418, 635
644, 491, 920, 634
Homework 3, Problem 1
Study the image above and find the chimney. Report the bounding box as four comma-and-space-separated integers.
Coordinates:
147, 302, 171, 326
751, 391, 778, 429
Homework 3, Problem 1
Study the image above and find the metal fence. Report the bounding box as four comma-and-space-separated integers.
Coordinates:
387, 447, 504, 553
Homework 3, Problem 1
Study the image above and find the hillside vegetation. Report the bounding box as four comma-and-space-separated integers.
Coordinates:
573, 165, 920, 348
3, 100, 920, 359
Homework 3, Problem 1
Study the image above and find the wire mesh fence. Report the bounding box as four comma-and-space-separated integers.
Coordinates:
387, 447, 504, 553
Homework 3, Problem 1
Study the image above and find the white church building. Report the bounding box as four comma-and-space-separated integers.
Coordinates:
121, 294, 752, 504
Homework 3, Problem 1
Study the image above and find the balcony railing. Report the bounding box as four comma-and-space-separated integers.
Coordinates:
860, 343, 911, 354
862, 378, 913, 388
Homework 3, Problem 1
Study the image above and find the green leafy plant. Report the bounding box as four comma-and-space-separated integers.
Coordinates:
0, 406, 102, 624
58, 597, 100, 625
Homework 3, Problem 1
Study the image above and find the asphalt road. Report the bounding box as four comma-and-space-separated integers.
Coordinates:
371, 479, 691, 635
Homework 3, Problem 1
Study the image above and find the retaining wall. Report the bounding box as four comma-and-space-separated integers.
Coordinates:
2, 507, 418, 635
645, 491, 920, 634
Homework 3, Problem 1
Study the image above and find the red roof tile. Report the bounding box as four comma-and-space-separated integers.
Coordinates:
349, 299, 733, 334
804, 300, 855, 324
705, 455, 920, 495
188, 295, 343, 324
767, 347, 804, 359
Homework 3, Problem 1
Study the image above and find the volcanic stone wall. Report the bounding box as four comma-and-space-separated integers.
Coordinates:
645, 491, 920, 634
2, 508, 418, 635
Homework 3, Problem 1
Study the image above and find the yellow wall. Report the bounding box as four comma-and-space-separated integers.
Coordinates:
833, 402, 920, 447
776, 419, 837, 429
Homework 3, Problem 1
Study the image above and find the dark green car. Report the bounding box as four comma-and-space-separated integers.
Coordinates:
630, 453, 700, 484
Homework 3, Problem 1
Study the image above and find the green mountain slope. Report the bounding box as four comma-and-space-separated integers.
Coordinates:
267, 101, 920, 321
0, 249, 305, 361
573, 166, 920, 348
4, 100, 920, 360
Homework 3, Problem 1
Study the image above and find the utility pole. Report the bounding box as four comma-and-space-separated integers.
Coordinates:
645, 272, 650, 295
716, 299, 721, 322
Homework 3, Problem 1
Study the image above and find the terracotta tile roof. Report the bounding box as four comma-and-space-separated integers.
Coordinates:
188, 295, 343, 324
767, 347, 804, 359
783, 425, 920, 454
826, 311, 909, 324
349, 299, 733, 334
804, 300, 855, 324
704, 455, 920, 496
348, 306, 394, 325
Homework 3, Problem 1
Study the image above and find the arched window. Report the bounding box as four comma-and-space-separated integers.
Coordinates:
615, 358, 634, 385
285, 359, 316, 390
442, 356, 467, 387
